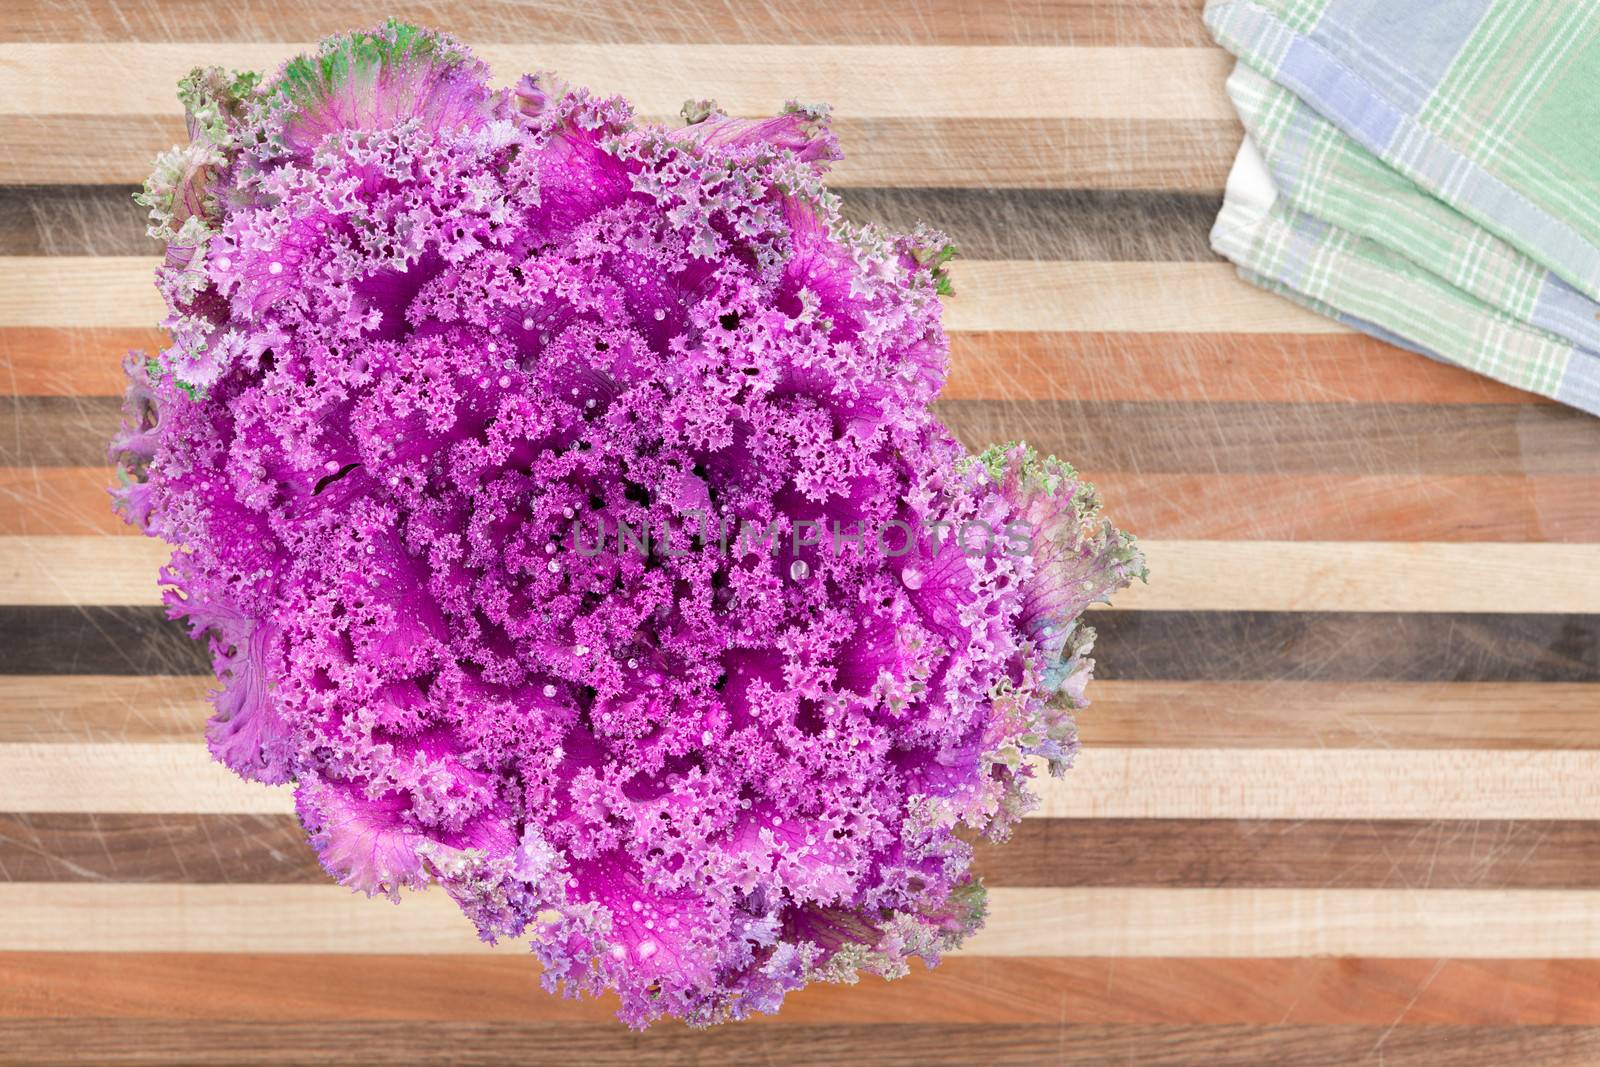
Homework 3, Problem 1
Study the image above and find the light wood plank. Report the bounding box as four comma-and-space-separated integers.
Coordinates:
1121, 540, 1600, 613
7, 743, 1599, 818
0, 0, 1214, 48
975, 887, 1600, 957
0, 742, 293, 814
5, 883, 1600, 957
0, 256, 1346, 333
0, 44, 1235, 121
0, 535, 170, 605
7, 536, 1595, 613
0, 883, 490, 953
1035, 747, 1600, 819
943, 261, 1343, 332
0, 114, 1246, 189
0, 256, 165, 327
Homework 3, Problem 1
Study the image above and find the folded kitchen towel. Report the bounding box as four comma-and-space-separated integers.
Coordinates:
1205, 0, 1600, 414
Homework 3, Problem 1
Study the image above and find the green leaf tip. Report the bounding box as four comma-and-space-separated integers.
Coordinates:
274, 19, 466, 107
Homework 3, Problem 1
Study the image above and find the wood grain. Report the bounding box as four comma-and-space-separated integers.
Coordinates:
0, 114, 1245, 188
1028, 747, 1600, 819
0, 742, 291, 814
7, 676, 1598, 748
0, 675, 207, 742
8, 466, 1599, 542
0, 812, 320, 883
0, 256, 1336, 332
837, 188, 1227, 261
0, 186, 158, 258
0, 606, 211, 675
978, 818, 1600, 888
0, 467, 139, 537
1, 44, 1237, 121
3, 327, 1554, 404
3, 329, 170, 397
9, 812, 1600, 889
0, 1, 1214, 47
8, 883, 1600, 957
0, 535, 170, 605
1, 604, 1593, 681
16, 396, 1600, 476
11, 536, 1599, 614
977, 888, 1600, 957
1088, 611, 1600, 682
941, 400, 1600, 476
4, 1, 1597, 1056
943, 331, 1552, 403
1035, 750, 1600, 819
1119, 541, 1600, 612
1090, 472, 1600, 542
0, 184, 1223, 262
945, 260, 1344, 332
6, 955, 1600, 1026
1084, 681, 1600, 748
11, 743, 1600, 819
2, 1020, 1600, 1067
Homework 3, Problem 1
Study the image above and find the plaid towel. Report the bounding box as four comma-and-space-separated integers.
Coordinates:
1206, 0, 1600, 414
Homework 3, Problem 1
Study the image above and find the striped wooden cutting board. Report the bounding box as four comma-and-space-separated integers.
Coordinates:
3, 2, 1600, 1063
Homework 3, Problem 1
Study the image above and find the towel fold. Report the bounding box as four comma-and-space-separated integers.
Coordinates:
1206, 0, 1600, 414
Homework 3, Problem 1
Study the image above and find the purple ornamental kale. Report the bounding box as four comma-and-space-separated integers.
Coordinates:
112, 22, 1145, 1028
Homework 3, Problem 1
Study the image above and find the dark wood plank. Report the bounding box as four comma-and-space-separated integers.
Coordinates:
0, 607, 1591, 681
977, 819, 1600, 888
0, 1020, 1595, 1066
0, 397, 117, 468
0, 186, 156, 257
844, 189, 1221, 261
9, 813, 1600, 889
939, 400, 1600, 476
0, 115, 1243, 189
0, 813, 321, 883
0, 606, 208, 676
9, 955, 1600, 1026
0, 185, 1221, 262
8, 467, 1600, 541
0, 1, 1213, 46
13, 396, 1600, 475
1091, 611, 1600, 683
